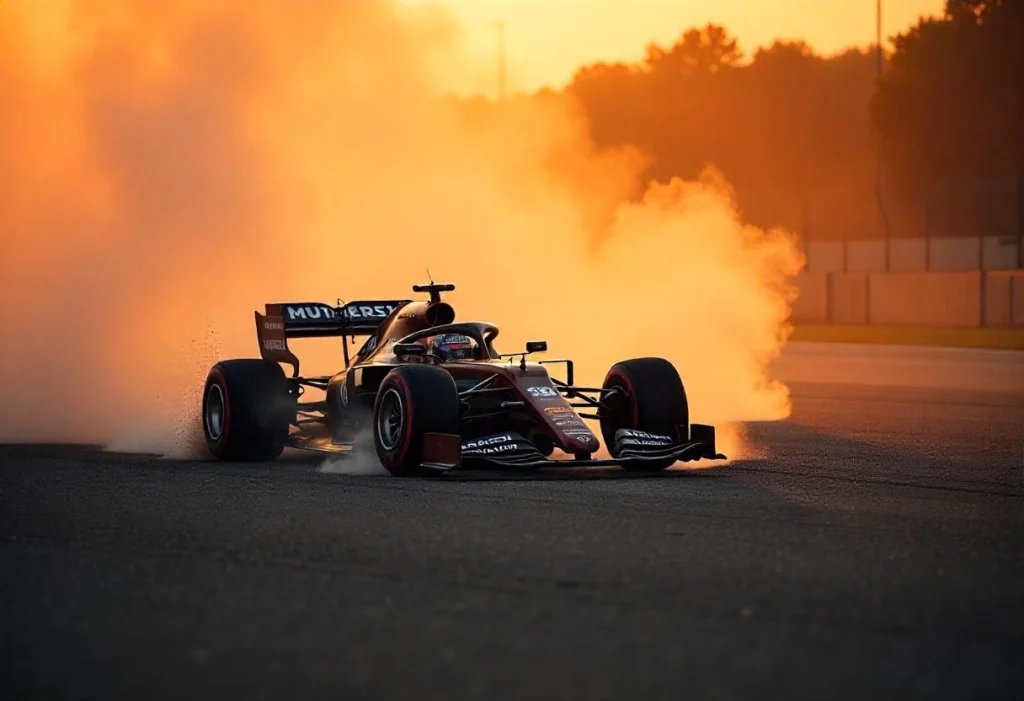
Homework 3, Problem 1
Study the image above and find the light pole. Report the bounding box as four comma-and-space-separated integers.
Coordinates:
489, 20, 506, 101
875, 0, 891, 271
876, 0, 883, 77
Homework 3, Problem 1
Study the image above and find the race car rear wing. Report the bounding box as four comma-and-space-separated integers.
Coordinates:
256, 299, 410, 375
268, 300, 410, 337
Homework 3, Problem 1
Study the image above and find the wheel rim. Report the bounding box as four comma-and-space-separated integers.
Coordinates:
205, 383, 226, 441
600, 382, 632, 428
599, 379, 635, 454
376, 387, 405, 452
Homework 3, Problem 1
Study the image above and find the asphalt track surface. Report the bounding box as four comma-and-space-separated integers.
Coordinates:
3, 349, 1023, 700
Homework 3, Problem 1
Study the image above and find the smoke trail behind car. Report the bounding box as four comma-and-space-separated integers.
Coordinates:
0, 1, 803, 462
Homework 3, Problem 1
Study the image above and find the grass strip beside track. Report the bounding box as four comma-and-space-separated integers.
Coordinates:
790, 324, 1024, 350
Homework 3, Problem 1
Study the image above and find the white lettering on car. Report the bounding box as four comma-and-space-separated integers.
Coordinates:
621, 429, 671, 442
283, 302, 402, 324
286, 304, 336, 321
477, 443, 516, 455
564, 428, 594, 437
345, 303, 398, 319
554, 419, 583, 428
463, 433, 514, 450
526, 386, 559, 398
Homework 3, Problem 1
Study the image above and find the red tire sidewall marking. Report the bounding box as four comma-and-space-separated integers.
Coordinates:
606, 368, 639, 428
208, 368, 232, 451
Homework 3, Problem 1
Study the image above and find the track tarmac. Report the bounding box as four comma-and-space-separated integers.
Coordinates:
2, 378, 1022, 700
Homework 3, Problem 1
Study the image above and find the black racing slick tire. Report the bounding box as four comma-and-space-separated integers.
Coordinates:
599, 357, 689, 472
373, 365, 460, 477
202, 359, 292, 461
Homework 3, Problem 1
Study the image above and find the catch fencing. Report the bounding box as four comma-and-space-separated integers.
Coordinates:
803, 236, 1020, 273
783, 172, 1023, 327
790, 270, 1024, 327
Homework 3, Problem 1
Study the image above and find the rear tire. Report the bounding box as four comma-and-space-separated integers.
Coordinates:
373, 365, 460, 477
202, 359, 292, 461
599, 357, 689, 472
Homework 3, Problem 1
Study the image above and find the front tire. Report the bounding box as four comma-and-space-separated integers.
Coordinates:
373, 365, 460, 477
202, 359, 292, 461
599, 357, 689, 472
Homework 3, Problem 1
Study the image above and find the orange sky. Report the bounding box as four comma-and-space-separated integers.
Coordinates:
404, 0, 944, 96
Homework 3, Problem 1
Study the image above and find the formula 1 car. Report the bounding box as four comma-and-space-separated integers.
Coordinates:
201, 282, 725, 476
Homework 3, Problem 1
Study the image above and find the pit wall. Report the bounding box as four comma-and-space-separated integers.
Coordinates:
790, 271, 1024, 327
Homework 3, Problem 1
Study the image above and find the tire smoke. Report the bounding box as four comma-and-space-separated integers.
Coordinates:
0, 1, 803, 461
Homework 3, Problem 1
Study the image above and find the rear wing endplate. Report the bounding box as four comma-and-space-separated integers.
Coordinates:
255, 311, 300, 376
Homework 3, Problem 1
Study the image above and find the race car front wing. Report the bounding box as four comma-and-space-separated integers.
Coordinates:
423, 425, 726, 472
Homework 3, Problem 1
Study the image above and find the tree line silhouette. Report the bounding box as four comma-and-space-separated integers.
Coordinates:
872, 0, 1022, 241
565, 25, 882, 241
464, 0, 1023, 244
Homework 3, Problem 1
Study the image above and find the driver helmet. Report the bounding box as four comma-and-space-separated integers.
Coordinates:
429, 333, 478, 361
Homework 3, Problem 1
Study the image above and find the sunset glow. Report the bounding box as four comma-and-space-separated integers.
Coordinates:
401, 0, 945, 95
